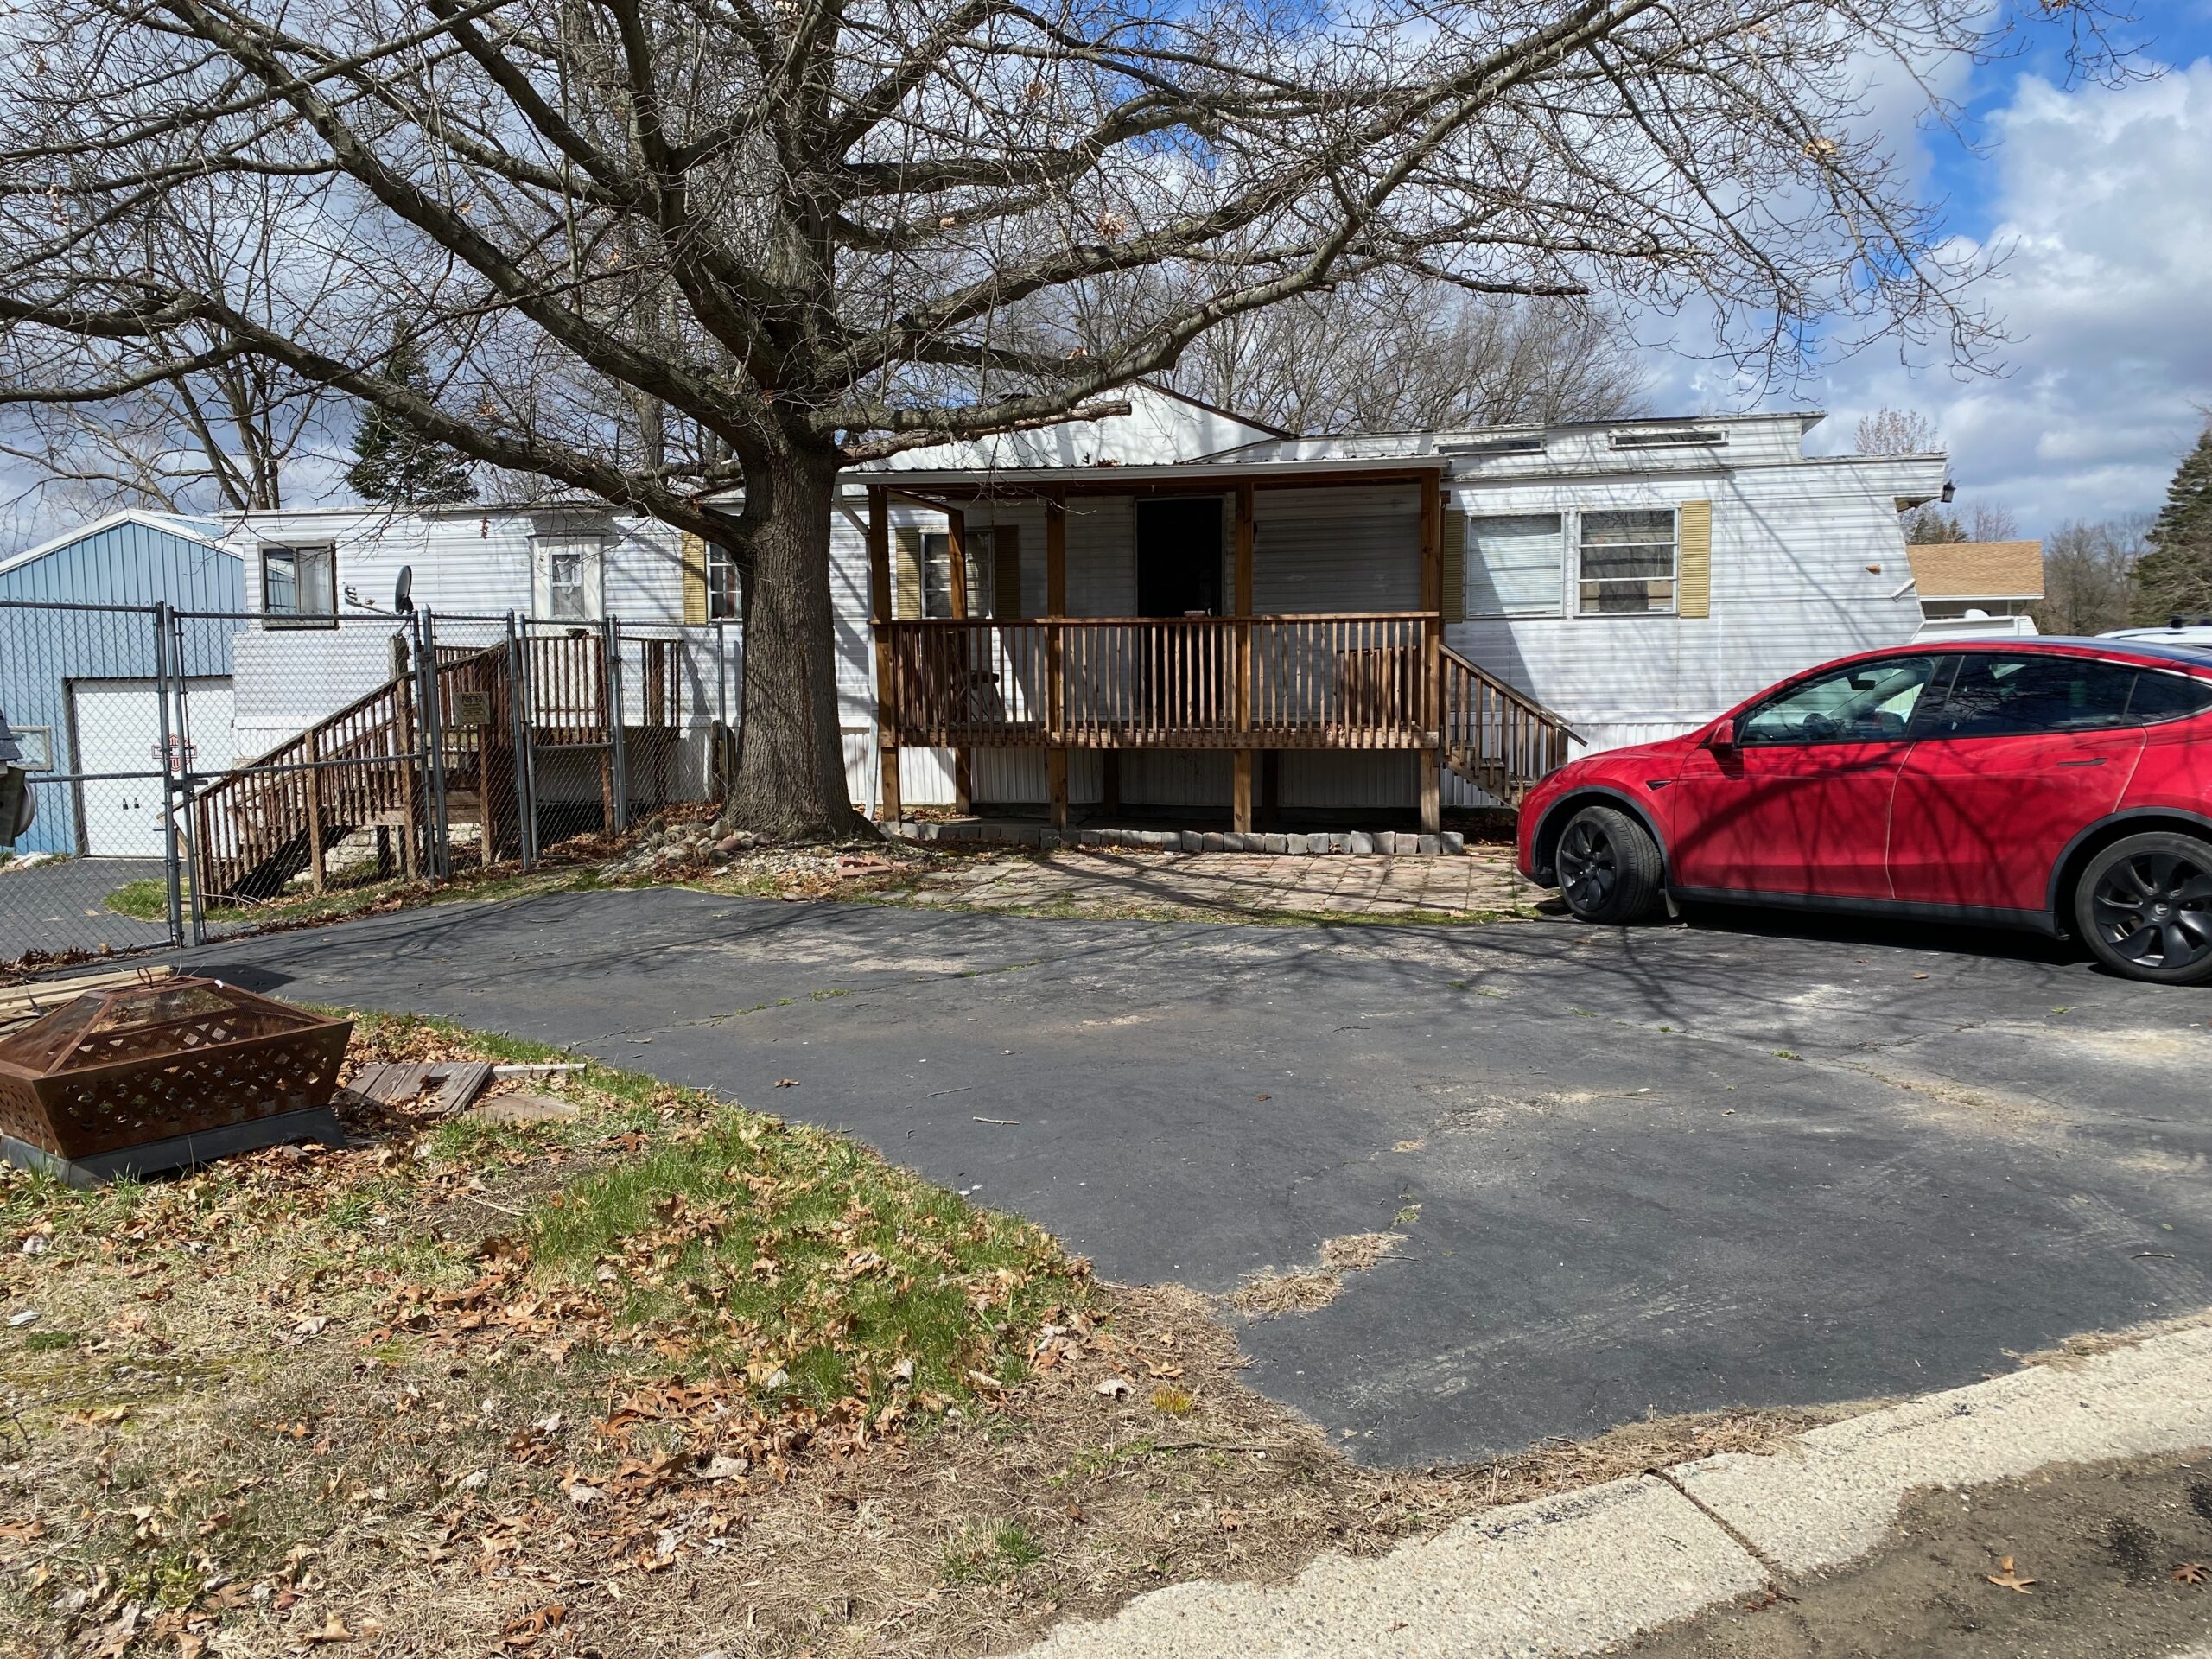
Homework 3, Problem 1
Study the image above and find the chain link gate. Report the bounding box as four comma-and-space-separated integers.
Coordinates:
3, 597, 739, 971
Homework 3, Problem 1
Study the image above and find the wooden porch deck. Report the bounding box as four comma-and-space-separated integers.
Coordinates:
862, 468, 1577, 831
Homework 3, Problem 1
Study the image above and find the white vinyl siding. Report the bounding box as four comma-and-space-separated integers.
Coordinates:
1251, 486, 1419, 613
1465, 514, 1565, 618
1445, 467, 1928, 770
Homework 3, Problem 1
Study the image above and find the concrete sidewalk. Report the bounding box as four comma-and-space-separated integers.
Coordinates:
1014, 1324, 2212, 1658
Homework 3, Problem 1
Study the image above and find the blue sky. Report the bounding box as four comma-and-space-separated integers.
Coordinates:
1646, 1, 2212, 540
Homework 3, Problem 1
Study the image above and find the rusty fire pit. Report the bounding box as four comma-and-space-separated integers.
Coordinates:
0, 977, 351, 1185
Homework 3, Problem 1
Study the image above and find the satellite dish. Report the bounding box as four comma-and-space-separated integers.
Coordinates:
393, 565, 415, 615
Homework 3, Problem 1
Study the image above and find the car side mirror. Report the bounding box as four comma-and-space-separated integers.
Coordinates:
1707, 718, 1738, 753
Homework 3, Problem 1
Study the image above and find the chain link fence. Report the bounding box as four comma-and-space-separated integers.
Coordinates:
0, 598, 738, 967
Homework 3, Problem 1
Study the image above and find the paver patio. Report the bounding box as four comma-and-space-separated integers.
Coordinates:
900, 843, 1546, 919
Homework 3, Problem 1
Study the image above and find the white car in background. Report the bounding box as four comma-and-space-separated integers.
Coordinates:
2105, 619, 2212, 647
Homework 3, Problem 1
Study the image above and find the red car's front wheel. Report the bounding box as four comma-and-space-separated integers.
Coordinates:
1554, 804, 1665, 926
2077, 831, 2212, 986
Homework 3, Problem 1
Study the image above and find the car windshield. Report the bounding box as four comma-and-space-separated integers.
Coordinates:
1739, 658, 1936, 746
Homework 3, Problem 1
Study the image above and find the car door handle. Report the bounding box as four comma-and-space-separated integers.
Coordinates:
2056, 757, 2108, 768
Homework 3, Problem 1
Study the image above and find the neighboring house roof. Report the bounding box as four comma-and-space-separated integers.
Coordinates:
0, 507, 231, 581
1905, 540, 2045, 601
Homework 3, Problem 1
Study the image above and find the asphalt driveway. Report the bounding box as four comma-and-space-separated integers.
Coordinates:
1, 855, 175, 963
194, 891, 2212, 1468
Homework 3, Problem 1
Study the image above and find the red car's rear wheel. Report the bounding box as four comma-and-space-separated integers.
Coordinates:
2077, 831, 2212, 986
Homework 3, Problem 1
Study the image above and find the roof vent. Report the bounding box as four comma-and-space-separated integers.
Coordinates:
1438, 435, 1544, 457
1610, 429, 1727, 449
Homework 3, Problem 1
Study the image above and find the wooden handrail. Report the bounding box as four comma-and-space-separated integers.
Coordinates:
1439, 643, 1581, 805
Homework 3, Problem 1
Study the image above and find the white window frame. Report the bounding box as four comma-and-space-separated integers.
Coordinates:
1465, 512, 1567, 619
533, 534, 605, 621
921, 528, 994, 619
1575, 507, 1679, 618
259, 543, 337, 626
7, 726, 54, 771
705, 542, 740, 621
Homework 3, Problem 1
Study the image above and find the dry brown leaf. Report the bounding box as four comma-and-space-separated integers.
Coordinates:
1986, 1555, 2038, 1593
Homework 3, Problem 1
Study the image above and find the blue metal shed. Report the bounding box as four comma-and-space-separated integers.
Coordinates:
0, 512, 242, 857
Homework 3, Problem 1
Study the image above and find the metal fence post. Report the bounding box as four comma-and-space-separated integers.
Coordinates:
416, 609, 450, 878
713, 620, 730, 800
149, 603, 185, 949
604, 613, 628, 831
505, 611, 536, 867
170, 607, 209, 946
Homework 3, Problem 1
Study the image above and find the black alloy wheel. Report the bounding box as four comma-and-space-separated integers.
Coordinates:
1553, 804, 1664, 925
2078, 831, 2212, 986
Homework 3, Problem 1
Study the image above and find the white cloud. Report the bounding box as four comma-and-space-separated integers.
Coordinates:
1799, 58, 2212, 537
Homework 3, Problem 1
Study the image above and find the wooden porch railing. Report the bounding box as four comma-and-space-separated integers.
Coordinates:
1440, 644, 1581, 804
879, 613, 1440, 749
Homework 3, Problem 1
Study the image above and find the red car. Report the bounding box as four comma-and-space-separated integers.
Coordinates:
1516, 639, 2212, 984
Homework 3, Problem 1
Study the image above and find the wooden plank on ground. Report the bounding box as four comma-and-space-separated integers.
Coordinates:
344, 1059, 493, 1118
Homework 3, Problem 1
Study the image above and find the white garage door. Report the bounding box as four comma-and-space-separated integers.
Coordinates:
69, 678, 236, 857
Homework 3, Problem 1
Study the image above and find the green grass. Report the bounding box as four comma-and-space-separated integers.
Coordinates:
530, 1109, 1078, 1413
100, 877, 175, 920
102, 876, 257, 924
941, 1520, 1045, 1584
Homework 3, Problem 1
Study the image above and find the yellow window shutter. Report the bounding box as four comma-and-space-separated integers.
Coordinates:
1440, 509, 1466, 624
894, 527, 924, 620
993, 525, 1024, 619
1677, 499, 1713, 619
680, 532, 709, 626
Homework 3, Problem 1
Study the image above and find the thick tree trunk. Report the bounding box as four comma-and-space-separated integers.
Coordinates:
725, 442, 869, 842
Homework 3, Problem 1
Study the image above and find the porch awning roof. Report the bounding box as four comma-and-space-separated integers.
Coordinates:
853, 454, 1446, 498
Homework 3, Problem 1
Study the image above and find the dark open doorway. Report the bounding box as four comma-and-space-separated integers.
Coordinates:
1137, 498, 1224, 617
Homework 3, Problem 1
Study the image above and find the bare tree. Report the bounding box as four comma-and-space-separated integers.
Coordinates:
0, 0, 2121, 838
1853, 405, 1942, 456
1905, 499, 2020, 543
2035, 515, 2145, 636
1162, 281, 1644, 434
0, 175, 334, 524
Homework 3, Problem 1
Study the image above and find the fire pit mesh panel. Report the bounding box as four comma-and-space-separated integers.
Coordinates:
0, 978, 351, 1160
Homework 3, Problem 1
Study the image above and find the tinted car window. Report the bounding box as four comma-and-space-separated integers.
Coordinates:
2126, 668, 2212, 724
1738, 657, 1937, 746
1922, 655, 2139, 738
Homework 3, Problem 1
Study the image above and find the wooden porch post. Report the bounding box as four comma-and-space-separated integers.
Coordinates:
868, 487, 901, 824
1419, 468, 1444, 836
303, 727, 325, 893
1046, 493, 1068, 831
946, 507, 972, 814
1232, 481, 1256, 835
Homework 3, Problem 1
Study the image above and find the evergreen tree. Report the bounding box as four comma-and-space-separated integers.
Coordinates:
346, 336, 476, 506
1904, 506, 1966, 543
2133, 425, 2212, 624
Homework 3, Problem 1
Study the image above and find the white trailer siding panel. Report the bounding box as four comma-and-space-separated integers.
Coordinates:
1252, 486, 1421, 613
1445, 461, 1923, 755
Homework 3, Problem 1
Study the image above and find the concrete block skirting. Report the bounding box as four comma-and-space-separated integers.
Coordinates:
890, 821, 1470, 858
